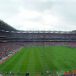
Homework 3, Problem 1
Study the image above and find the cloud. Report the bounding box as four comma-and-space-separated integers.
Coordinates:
0, 0, 76, 31
5, 8, 69, 31
52, 1, 76, 25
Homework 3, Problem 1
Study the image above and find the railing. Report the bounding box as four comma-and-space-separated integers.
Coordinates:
0, 72, 67, 76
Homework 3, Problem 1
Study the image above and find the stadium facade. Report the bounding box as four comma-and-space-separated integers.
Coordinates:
0, 20, 76, 42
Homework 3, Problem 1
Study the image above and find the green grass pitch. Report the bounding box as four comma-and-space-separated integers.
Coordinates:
0, 46, 76, 76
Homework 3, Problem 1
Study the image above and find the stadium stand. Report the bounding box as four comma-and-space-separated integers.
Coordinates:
0, 20, 76, 60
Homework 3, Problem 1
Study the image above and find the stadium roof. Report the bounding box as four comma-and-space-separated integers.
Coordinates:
0, 20, 17, 31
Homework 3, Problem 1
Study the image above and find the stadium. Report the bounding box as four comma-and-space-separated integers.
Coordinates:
0, 20, 76, 76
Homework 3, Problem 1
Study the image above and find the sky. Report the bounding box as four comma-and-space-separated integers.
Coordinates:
0, 0, 76, 31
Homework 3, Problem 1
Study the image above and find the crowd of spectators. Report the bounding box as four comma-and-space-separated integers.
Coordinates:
0, 42, 23, 60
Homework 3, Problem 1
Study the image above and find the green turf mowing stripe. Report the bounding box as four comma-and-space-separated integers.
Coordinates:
26, 49, 36, 76
19, 47, 31, 73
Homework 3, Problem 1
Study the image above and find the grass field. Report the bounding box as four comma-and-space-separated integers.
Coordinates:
0, 46, 76, 76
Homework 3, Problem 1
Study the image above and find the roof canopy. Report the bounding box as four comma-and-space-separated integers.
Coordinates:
0, 20, 17, 31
